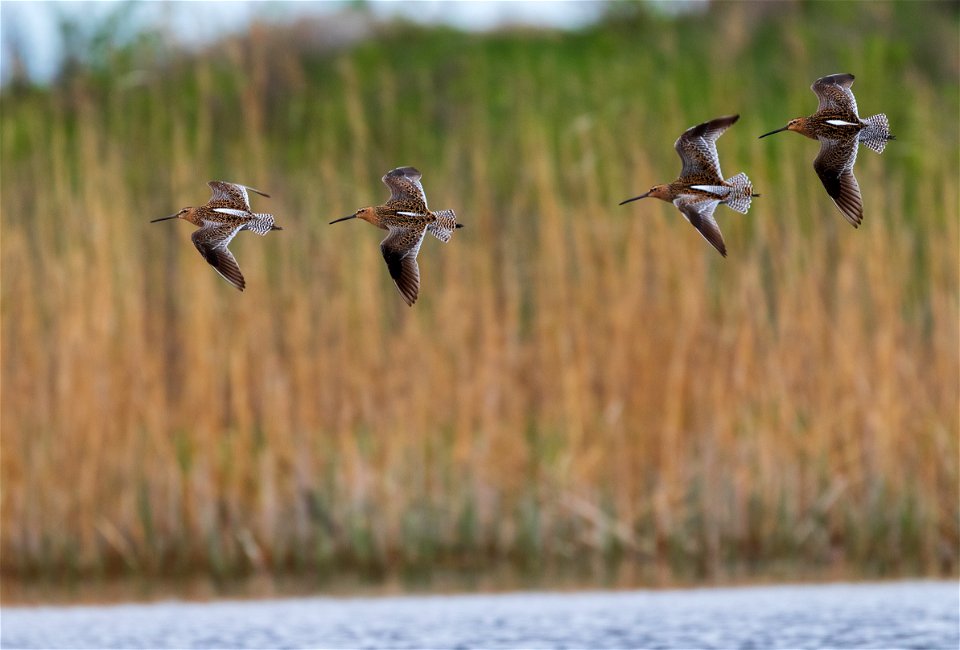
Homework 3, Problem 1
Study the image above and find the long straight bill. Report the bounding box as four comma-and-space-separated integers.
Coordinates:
758, 126, 789, 139
329, 215, 357, 224
619, 192, 651, 205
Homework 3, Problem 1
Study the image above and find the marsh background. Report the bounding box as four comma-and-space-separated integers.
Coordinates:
1, 0, 957, 601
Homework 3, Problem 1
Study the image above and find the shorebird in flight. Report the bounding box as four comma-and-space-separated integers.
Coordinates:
620, 114, 756, 257
330, 166, 461, 306
151, 181, 281, 291
759, 73, 893, 227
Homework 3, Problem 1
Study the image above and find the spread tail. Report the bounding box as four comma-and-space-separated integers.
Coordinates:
247, 213, 277, 236
860, 113, 893, 153
428, 209, 459, 243
724, 172, 754, 214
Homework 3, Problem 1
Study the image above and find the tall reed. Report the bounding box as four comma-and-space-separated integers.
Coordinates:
1, 2, 957, 582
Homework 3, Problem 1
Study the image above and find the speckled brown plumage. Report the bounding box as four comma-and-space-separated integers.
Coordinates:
759, 73, 894, 227
151, 181, 281, 291
620, 115, 756, 257
330, 167, 461, 306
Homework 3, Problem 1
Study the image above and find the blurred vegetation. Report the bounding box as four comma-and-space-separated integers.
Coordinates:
1, 1, 958, 590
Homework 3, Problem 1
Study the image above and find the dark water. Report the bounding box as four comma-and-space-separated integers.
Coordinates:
2, 581, 957, 649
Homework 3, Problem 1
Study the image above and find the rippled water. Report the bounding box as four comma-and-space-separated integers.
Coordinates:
2, 581, 957, 649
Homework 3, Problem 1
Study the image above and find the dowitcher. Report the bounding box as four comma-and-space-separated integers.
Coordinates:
620, 114, 756, 257
759, 73, 894, 227
151, 181, 281, 291
330, 166, 461, 306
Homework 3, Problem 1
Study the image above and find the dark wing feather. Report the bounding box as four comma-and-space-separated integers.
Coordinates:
207, 181, 270, 211
381, 167, 428, 211
814, 139, 863, 227
811, 74, 859, 118
380, 225, 427, 306
675, 198, 727, 257
191, 224, 246, 290
675, 115, 739, 179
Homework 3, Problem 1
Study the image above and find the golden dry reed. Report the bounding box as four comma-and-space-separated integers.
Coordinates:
1, 3, 957, 582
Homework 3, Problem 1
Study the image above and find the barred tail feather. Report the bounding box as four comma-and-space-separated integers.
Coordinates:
428, 209, 458, 243
247, 213, 277, 235
860, 113, 893, 153
724, 172, 754, 214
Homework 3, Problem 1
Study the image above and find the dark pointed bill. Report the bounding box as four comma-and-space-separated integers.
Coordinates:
329, 214, 357, 225
150, 213, 180, 222
619, 192, 651, 205
758, 126, 790, 139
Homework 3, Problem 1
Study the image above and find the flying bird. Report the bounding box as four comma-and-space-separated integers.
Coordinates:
151, 181, 281, 291
620, 114, 757, 257
759, 73, 894, 227
330, 166, 461, 306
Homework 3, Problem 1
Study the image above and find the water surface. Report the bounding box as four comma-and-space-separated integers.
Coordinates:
2, 580, 956, 649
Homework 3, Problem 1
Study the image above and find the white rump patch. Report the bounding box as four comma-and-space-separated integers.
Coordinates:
396, 211, 427, 218
826, 119, 858, 126
689, 185, 729, 196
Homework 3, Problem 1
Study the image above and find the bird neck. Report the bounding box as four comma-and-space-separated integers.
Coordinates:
182, 207, 202, 225
793, 118, 819, 140
356, 206, 384, 227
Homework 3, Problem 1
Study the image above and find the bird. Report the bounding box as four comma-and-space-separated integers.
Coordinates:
329, 166, 462, 307
759, 73, 894, 227
151, 181, 281, 291
620, 114, 756, 257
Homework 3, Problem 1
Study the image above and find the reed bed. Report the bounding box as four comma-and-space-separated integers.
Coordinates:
1, 2, 957, 583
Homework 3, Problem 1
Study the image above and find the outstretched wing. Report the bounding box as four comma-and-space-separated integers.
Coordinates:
379, 224, 428, 306
381, 167, 428, 212
811, 73, 859, 119
675, 115, 739, 180
814, 138, 863, 227
191, 223, 246, 290
207, 181, 270, 211
674, 197, 727, 257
